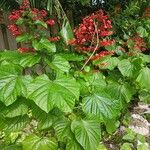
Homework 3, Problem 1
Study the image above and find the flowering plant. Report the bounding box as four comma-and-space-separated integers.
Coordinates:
0, 1, 150, 149
8, 0, 59, 53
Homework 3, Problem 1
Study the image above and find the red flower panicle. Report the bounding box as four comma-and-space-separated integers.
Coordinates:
69, 10, 115, 60
8, 24, 22, 36
127, 36, 147, 52
18, 47, 34, 53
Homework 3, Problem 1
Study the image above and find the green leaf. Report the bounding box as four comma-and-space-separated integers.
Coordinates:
28, 74, 79, 113
0, 65, 32, 106
139, 54, 150, 63
16, 33, 32, 43
66, 137, 83, 150
80, 0, 90, 5
137, 143, 149, 150
59, 53, 86, 61
122, 133, 135, 142
82, 91, 120, 120
0, 144, 22, 150
139, 90, 150, 104
78, 72, 106, 94
40, 38, 56, 53
46, 55, 70, 73
60, 21, 74, 44
97, 143, 107, 150
94, 57, 119, 70
107, 82, 133, 104
2, 99, 28, 118
32, 106, 62, 130
19, 53, 41, 68
118, 58, 142, 78
22, 135, 58, 150
137, 26, 148, 38
32, 40, 42, 50
34, 20, 47, 28
32, 39, 56, 53
136, 67, 150, 90
120, 143, 132, 150
54, 119, 71, 141
71, 119, 100, 150
104, 119, 120, 134
0, 51, 41, 68
54, 118, 83, 150
5, 115, 29, 131
16, 18, 24, 25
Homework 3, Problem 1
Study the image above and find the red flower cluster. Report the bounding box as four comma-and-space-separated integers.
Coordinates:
100, 39, 115, 47
46, 19, 55, 26
69, 10, 115, 60
18, 47, 34, 53
91, 51, 114, 60
48, 36, 60, 42
20, 0, 30, 10
127, 36, 147, 52
8, 24, 22, 36
8, 0, 59, 53
9, 10, 24, 21
70, 10, 113, 48
31, 8, 48, 20
143, 7, 150, 17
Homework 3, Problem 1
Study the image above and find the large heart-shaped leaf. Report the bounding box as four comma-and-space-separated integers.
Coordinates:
28, 74, 79, 113
22, 134, 58, 150
0, 65, 32, 106
118, 58, 142, 78
71, 119, 100, 150
107, 82, 134, 105
54, 118, 83, 150
82, 91, 120, 120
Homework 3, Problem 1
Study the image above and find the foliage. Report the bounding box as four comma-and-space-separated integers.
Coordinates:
0, 0, 150, 149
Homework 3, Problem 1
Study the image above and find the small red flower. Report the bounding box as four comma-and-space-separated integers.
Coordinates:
40, 10, 47, 17
91, 51, 114, 60
18, 47, 34, 53
100, 39, 115, 47
46, 19, 55, 26
48, 36, 60, 42
20, 0, 30, 10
